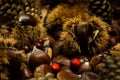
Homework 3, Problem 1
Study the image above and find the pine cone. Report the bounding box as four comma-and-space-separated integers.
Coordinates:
99, 55, 120, 80
88, 0, 112, 23
0, 0, 41, 23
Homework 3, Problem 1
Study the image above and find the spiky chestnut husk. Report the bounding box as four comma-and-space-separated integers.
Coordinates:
0, 35, 17, 48
45, 4, 90, 41
45, 4, 89, 30
0, 48, 9, 80
0, 47, 26, 80
88, 16, 110, 54
43, 0, 111, 23
99, 55, 120, 80
11, 17, 47, 50
59, 16, 90, 56
60, 16, 110, 56
88, 0, 112, 23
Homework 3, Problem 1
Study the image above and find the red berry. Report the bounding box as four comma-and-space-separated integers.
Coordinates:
70, 58, 81, 68
23, 45, 30, 53
51, 63, 60, 72
38, 39, 44, 44
35, 42, 42, 49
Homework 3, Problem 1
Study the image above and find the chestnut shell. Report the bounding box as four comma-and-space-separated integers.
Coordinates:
7, 48, 22, 71
19, 14, 37, 26
28, 47, 50, 70
34, 64, 52, 78
75, 22, 89, 55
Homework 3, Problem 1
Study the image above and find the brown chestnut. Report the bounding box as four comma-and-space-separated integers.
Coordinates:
90, 54, 107, 69
70, 56, 91, 74
57, 66, 81, 80
19, 14, 37, 26
78, 61, 92, 74
52, 55, 70, 66
34, 64, 52, 78
7, 48, 22, 71
1, 48, 23, 80
75, 22, 89, 55
28, 47, 50, 71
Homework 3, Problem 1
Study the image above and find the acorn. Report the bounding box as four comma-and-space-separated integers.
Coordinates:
19, 14, 37, 26
28, 47, 51, 71
34, 64, 52, 78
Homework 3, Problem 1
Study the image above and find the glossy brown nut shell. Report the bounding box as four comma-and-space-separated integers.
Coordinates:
75, 22, 89, 54
78, 61, 92, 74
90, 54, 106, 68
7, 48, 22, 71
19, 14, 37, 26
52, 55, 70, 66
28, 47, 50, 69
